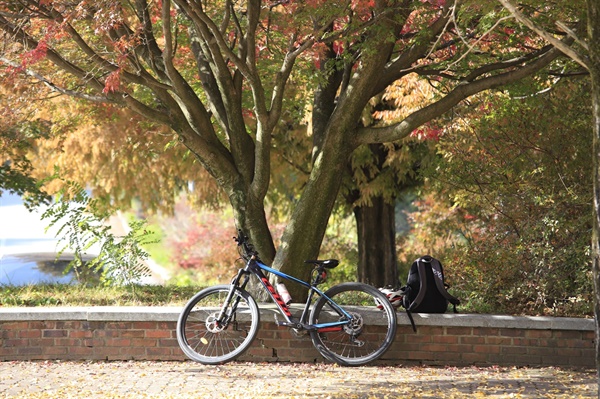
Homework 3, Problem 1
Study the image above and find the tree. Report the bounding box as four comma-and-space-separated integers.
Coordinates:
494, 0, 600, 380
415, 78, 593, 315
0, 0, 572, 298
0, 86, 51, 208
346, 73, 436, 288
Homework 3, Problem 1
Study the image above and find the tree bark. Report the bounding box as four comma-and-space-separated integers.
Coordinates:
586, 0, 600, 385
354, 198, 399, 288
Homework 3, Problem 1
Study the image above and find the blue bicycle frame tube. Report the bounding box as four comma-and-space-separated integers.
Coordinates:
250, 259, 353, 329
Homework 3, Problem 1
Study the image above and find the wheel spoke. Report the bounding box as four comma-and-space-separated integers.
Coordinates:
176, 285, 260, 364
309, 283, 397, 366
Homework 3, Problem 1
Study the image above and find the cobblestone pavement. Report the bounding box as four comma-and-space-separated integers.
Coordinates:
0, 361, 596, 398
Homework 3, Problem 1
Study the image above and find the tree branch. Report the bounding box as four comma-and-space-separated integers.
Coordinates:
497, 0, 590, 70
0, 57, 108, 102
355, 45, 565, 146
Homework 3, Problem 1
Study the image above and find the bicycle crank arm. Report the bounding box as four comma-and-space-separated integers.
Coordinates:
274, 314, 313, 331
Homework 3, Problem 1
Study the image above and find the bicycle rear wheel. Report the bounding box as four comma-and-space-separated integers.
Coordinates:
309, 282, 397, 366
176, 284, 260, 365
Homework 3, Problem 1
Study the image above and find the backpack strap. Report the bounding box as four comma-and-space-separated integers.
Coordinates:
428, 257, 461, 313
403, 258, 429, 333
407, 258, 428, 312
405, 308, 417, 332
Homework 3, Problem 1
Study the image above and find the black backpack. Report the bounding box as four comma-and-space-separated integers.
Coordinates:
401, 256, 460, 331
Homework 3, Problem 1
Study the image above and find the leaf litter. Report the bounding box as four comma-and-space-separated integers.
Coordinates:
0, 361, 596, 398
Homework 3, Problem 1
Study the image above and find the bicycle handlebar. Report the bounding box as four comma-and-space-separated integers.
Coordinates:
234, 229, 259, 260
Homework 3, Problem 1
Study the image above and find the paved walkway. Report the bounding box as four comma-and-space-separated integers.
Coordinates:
0, 361, 596, 398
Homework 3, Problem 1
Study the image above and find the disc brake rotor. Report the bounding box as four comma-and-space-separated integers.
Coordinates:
205, 312, 226, 333
343, 312, 364, 335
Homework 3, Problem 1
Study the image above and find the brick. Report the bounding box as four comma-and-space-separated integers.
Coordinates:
43, 330, 67, 338
527, 347, 557, 357
2, 322, 28, 330
473, 345, 500, 354
94, 330, 120, 338
68, 346, 94, 356
105, 338, 132, 347
419, 343, 453, 353
502, 346, 525, 355
145, 330, 171, 339
83, 338, 105, 347
82, 321, 105, 330
512, 338, 539, 346
408, 334, 433, 344
158, 338, 179, 347
17, 346, 42, 356
445, 327, 472, 336
54, 338, 82, 347
1, 330, 17, 339
132, 321, 159, 330
243, 347, 276, 359
553, 330, 584, 339
485, 337, 512, 346
122, 346, 146, 357
132, 338, 157, 347
29, 321, 46, 330
55, 321, 81, 330
146, 347, 176, 357
525, 329, 552, 339
69, 330, 93, 339
43, 346, 69, 356
473, 327, 499, 336
120, 330, 145, 338
460, 336, 485, 345
568, 355, 595, 367
276, 347, 320, 360
499, 328, 526, 337
2, 338, 28, 347
556, 348, 582, 357
405, 351, 434, 361
18, 329, 40, 339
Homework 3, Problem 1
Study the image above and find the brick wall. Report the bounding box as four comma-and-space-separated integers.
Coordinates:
0, 306, 594, 367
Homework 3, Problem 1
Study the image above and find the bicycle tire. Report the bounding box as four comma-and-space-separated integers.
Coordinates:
309, 282, 397, 366
176, 284, 260, 365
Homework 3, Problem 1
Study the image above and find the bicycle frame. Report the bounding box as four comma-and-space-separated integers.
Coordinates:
229, 256, 354, 333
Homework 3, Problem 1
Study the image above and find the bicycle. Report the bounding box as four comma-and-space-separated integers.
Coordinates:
176, 230, 397, 366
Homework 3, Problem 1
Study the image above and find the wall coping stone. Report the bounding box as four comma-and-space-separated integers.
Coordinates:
0, 305, 594, 331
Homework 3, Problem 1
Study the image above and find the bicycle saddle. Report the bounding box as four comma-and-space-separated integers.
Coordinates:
304, 259, 339, 269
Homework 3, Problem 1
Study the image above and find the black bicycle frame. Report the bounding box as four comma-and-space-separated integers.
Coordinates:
229, 256, 353, 332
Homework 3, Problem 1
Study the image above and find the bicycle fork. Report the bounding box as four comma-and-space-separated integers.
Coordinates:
215, 269, 251, 329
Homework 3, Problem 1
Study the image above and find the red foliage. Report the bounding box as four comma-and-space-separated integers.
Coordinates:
410, 122, 443, 141
164, 202, 240, 282
21, 40, 48, 68
103, 68, 122, 94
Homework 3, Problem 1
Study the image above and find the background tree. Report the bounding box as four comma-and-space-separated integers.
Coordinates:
412, 78, 593, 315
345, 73, 436, 288
0, 0, 573, 298
496, 0, 600, 382
0, 84, 51, 208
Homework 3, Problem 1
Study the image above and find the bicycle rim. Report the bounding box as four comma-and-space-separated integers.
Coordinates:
309, 282, 397, 366
176, 284, 260, 365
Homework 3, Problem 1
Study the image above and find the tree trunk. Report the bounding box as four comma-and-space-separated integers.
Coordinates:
354, 198, 399, 288
274, 141, 352, 300
586, 0, 600, 384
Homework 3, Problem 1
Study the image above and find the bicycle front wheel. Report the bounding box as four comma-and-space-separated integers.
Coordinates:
309, 282, 397, 366
176, 284, 260, 365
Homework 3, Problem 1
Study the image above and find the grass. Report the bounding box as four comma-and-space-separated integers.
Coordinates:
0, 284, 204, 307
